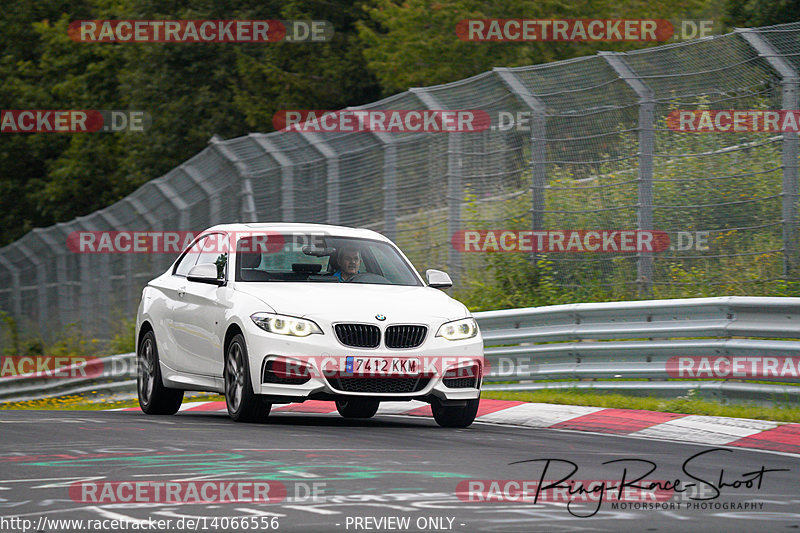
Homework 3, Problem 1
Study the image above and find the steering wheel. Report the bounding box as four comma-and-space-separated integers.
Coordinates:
345, 272, 392, 284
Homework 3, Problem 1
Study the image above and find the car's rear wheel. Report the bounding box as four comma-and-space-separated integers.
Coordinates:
224, 333, 271, 422
137, 330, 183, 415
335, 398, 380, 419
431, 398, 480, 428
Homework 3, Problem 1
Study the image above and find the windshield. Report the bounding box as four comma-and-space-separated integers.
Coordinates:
234, 233, 422, 286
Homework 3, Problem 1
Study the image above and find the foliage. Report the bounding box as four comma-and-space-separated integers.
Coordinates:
357, 0, 710, 96
725, 0, 800, 27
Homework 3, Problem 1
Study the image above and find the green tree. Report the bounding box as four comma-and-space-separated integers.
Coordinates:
725, 0, 800, 27
357, 0, 711, 96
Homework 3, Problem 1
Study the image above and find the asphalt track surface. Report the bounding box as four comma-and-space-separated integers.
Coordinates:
1, 409, 798, 533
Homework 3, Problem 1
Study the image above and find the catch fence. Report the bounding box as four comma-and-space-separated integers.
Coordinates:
1, 22, 800, 342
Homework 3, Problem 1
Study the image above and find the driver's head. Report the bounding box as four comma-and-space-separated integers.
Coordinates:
337, 247, 361, 278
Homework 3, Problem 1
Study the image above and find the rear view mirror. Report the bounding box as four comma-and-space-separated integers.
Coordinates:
426, 269, 452, 289
187, 263, 224, 286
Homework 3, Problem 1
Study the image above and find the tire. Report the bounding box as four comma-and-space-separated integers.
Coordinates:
431, 398, 480, 428
137, 330, 183, 415
224, 333, 271, 422
335, 398, 380, 419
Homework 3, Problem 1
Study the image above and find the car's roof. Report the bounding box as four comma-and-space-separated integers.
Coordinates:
203, 223, 391, 242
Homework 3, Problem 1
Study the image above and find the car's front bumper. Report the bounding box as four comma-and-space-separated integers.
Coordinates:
243, 319, 483, 402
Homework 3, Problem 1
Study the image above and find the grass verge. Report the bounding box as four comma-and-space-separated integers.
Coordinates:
0, 393, 225, 411
481, 389, 800, 423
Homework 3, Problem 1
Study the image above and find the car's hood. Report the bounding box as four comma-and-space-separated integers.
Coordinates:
234, 282, 469, 322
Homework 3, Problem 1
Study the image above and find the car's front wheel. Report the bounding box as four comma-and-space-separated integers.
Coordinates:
431, 398, 480, 428
137, 330, 183, 414
335, 398, 380, 419
224, 333, 271, 422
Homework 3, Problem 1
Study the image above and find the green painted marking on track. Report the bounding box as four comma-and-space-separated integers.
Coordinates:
25, 452, 470, 481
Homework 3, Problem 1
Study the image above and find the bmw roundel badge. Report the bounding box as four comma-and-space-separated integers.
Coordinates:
376, 314, 386, 321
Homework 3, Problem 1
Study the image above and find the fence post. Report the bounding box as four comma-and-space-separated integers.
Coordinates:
410, 87, 462, 285
737, 29, 800, 276
13, 242, 48, 337
152, 180, 191, 230
382, 140, 398, 241
96, 209, 136, 321
494, 67, 548, 259
0, 252, 22, 321
74, 217, 111, 338
340, 108, 399, 241
600, 52, 655, 297
297, 131, 339, 225
32, 228, 69, 332
124, 196, 166, 273
180, 164, 222, 226
210, 136, 257, 223
250, 134, 295, 222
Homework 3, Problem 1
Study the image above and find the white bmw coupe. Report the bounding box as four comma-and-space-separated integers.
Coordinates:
136, 223, 484, 427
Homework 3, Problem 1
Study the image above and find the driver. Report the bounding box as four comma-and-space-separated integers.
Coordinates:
333, 247, 361, 282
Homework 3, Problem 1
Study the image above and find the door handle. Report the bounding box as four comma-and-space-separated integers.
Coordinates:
178, 286, 186, 298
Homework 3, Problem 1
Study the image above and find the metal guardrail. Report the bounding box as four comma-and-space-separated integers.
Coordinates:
477, 296, 800, 402
1, 297, 799, 403
0, 352, 136, 403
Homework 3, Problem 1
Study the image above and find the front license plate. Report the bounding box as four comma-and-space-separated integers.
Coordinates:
345, 356, 420, 376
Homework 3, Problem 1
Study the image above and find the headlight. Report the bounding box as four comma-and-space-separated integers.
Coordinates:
250, 313, 322, 337
436, 317, 478, 341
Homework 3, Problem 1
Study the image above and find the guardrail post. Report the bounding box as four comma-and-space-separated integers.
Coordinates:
210, 136, 257, 223
250, 134, 296, 222
737, 29, 800, 276
411, 87, 462, 285
495, 67, 548, 260
600, 52, 655, 297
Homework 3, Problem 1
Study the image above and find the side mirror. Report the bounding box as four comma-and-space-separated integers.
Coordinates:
187, 263, 224, 286
426, 269, 452, 289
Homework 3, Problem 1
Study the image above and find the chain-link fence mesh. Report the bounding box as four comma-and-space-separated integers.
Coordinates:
2, 23, 800, 345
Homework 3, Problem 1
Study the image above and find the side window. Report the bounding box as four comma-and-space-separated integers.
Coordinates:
173, 237, 206, 277
195, 234, 228, 280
